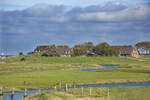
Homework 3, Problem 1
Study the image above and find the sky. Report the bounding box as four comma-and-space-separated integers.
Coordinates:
0, 0, 150, 55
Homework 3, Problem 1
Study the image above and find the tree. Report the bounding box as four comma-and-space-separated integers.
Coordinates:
94, 42, 110, 56
73, 42, 94, 56
57, 45, 69, 48
93, 42, 120, 56
73, 45, 87, 56
82, 42, 94, 52
135, 41, 150, 55
19, 52, 23, 56
109, 46, 120, 56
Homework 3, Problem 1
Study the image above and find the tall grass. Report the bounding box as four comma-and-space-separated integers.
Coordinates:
24, 87, 150, 100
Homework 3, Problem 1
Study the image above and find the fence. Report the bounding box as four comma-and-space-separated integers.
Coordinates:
0, 87, 29, 100
0, 83, 111, 100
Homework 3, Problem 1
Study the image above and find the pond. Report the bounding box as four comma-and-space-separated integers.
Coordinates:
74, 65, 120, 72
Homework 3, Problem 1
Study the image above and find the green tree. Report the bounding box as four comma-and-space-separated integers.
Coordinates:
57, 45, 69, 48
19, 52, 23, 56
73, 42, 94, 56
135, 41, 150, 55
73, 45, 87, 56
93, 42, 120, 56
83, 42, 94, 52
94, 42, 110, 56
109, 46, 120, 56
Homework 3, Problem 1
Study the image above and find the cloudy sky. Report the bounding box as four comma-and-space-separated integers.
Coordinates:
0, 0, 150, 55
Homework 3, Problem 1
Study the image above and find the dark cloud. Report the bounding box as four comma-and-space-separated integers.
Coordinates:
0, 2, 150, 54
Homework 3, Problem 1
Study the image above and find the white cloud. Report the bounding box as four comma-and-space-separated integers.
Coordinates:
24, 4, 67, 17
77, 4, 150, 22
49, 16, 69, 22
1, 2, 150, 54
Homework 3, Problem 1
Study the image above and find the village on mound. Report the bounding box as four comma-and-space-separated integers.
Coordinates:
27, 43, 139, 58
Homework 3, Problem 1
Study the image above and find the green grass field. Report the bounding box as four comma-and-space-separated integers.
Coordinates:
0, 56, 150, 88
1, 56, 150, 100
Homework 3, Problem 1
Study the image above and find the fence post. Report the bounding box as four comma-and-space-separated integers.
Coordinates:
90, 88, 92, 96
81, 87, 83, 96
0, 87, 3, 100
99, 88, 101, 97
59, 82, 61, 89
54, 86, 57, 90
11, 88, 15, 100
107, 88, 110, 100
74, 84, 76, 89
24, 88, 27, 98
73, 81, 76, 89
38, 88, 41, 92
66, 84, 68, 91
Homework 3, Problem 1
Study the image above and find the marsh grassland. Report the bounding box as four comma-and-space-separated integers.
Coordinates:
24, 87, 150, 100
0, 56, 150, 100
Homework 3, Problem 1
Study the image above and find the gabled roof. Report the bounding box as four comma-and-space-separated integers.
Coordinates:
34, 44, 72, 56
34, 44, 56, 52
55, 48, 71, 55
119, 45, 134, 55
112, 45, 135, 55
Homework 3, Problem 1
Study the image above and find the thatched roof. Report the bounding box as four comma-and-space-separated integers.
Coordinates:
34, 44, 72, 56
34, 44, 56, 52
118, 45, 134, 55
120, 46, 134, 55
112, 45, 136, 55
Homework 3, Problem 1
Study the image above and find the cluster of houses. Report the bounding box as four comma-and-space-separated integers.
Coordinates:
28, 44, 73, 57
27, 44, 139, 57
112, 45, 139, 57
118, 45, 139, 57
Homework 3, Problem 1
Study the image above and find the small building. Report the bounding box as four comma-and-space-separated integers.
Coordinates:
33, 44, 56, 56
119, 45, 139, 57
55, 48, 72, 57
33, 44, 72, 57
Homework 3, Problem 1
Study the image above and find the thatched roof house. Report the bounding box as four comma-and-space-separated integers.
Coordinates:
34, 44, 72, 57
117, 45, 139, 57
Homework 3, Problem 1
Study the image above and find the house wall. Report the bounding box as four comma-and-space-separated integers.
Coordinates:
33, 52, 41, 56
131, 50, 139, 57
120, 54, 131, 57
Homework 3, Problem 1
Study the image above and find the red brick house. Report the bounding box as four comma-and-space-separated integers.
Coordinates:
118, 45, 139, 57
